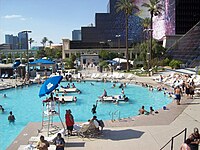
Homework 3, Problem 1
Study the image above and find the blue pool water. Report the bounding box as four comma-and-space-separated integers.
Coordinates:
0, 81, 172, 149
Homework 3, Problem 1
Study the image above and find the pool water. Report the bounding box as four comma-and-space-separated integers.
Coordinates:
0, 81, 172, 149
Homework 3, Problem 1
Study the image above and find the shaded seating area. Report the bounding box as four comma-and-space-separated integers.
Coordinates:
29, 59, 56, 78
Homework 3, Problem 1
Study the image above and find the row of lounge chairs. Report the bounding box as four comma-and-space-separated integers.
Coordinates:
153, 74, 200, 87
1, 74, 9, 78
38, 70, 137, 81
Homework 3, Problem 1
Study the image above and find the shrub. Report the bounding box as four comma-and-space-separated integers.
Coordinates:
169, 59, 182, 69
163, 58, 170, 66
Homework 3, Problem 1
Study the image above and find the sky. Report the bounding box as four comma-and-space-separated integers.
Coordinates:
0, 0, 109, 46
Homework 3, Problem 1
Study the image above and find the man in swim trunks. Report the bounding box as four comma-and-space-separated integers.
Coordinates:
174, 86, 182, 105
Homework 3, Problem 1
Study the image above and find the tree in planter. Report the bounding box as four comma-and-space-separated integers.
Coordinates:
99, 60, 109, 72
63, 58, 74, 69
63, 54, 76, 69
169, 59, 182, 69
99, 50, 119, 60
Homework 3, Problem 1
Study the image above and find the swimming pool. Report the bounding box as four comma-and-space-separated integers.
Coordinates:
0, 81, 172, 149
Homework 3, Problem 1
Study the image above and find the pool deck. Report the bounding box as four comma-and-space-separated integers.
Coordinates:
5, 70, 200, 150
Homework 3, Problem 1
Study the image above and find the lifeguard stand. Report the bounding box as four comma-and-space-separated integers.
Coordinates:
41, 99, 65, 136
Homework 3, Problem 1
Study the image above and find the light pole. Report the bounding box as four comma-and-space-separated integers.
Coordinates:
115, 34, 121, 51
107, 40, 111, 48
143, 29, 153, 76
21, 30, 32, 79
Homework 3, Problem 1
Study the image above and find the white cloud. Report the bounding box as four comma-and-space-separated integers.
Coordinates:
3, 14, 22, 19
2, 15, 26, 21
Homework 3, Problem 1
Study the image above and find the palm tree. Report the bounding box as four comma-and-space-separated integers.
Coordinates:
29, 38, 34, 49
141, 17, 151, 41
116, 0, 139, 71
48, 40, 53, 49
41, 37, 48, 48
142, 0, 163, 74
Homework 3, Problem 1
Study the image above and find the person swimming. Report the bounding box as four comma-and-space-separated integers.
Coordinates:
0, 105, 5, 113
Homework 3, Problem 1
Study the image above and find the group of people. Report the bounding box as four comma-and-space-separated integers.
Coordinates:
35, 110, 74, 150
138, 106, 158, 115
180, 127, 200, 150
61, 83, 76, 89
0, 104, 16, 123
36, 133, 65, 150
65, 108, 104, 136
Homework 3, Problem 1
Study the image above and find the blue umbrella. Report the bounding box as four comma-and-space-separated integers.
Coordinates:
12, 61, 21, 69
39, 76, 63, 97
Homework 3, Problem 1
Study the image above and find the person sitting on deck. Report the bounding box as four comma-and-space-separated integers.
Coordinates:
149, 106, 154, 115
36, 135, 49, 150
53, 133, 65, 150
90, 116, 100, 132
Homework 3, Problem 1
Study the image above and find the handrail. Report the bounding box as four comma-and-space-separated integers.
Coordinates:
110, 110, 121, 121
160, 128, 187, 150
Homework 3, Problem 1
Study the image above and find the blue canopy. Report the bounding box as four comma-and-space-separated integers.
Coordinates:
106, 60, 118, 65
30, 59, 55, 65
39, 76, 63, 97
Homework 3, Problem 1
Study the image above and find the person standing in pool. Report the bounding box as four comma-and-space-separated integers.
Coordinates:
91, 100, 98, 114
8, 111, 15, 123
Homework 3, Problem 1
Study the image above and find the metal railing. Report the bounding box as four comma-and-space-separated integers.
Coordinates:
109, 110, 121, 121
160, 128, 187, 150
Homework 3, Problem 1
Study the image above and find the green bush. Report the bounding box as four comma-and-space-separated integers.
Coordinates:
163, 58, 170, 66
169, 59, 182, 69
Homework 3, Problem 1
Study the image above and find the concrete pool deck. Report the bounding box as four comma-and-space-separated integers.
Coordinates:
5, 70, 200, 150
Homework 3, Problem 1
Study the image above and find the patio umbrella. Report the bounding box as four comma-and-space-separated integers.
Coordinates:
12, 61, 21, 69
39, 75, 63, 97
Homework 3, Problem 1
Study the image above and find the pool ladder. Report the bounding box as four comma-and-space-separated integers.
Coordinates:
109, 110, 121, 122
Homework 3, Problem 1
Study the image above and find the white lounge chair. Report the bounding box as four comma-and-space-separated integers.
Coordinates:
1, 74, 5, 78
101, 73, 108, 79
91, 73, 96, 79
94, 73, 101, 79
18, 144, 56, 150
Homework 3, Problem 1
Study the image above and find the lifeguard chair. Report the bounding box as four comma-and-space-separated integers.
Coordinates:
40, 98, 65, 136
